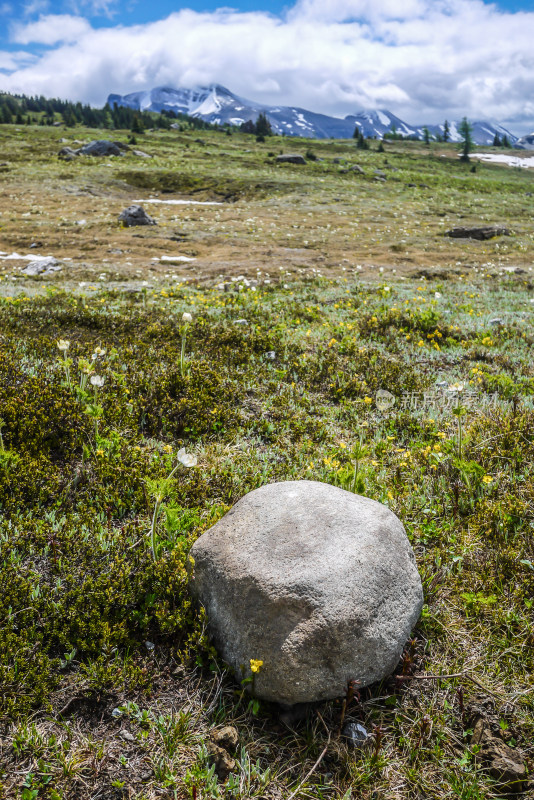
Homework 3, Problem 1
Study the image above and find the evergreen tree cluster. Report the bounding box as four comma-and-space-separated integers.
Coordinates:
0, 92, 215, 132
353, 126, 369, 149
493, 132, 511, 148
240, 112, 272, 139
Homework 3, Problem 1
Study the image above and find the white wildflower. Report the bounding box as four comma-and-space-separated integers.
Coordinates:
177, 447, 197, 467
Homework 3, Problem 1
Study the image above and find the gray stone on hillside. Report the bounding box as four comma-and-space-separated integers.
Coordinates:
190, 480, 423, 706
79, 140, 126, 157
351, 165, 365, 174
21, 257, 60, 276
276, 154, 307, 165
446, 226, 510, 240
118, 205, 156, 227
58, 146, 79, 161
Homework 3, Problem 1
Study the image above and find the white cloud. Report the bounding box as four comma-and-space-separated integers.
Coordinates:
22, 0, 49, 16
2, 1, 534, 133
11, 14, 92, 45
289, 0, 426, 23
0, 50, 37, 71
65, 0, 120, 18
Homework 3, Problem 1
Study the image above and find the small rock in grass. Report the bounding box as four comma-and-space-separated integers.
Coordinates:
342, 721, 369, 748
206, 741, 236, 780
58, 146, 79, 161
210, 725, 239, 753
276, 154, 307, 165
118, 205, 156, 227
467, 698, 527, 792
21, 257, 60, 276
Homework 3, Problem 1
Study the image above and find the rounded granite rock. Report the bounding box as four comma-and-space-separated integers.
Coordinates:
190, 480, 423, 706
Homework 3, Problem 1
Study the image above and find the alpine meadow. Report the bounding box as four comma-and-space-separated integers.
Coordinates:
0, 114, 533, 800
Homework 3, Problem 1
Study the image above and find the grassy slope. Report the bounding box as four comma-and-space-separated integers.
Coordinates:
0, 124, 533, 799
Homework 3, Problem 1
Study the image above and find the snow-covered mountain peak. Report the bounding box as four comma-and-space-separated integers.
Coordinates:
107, 84, 518, 145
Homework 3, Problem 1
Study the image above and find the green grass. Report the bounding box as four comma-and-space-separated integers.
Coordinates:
0, 123, 533, 798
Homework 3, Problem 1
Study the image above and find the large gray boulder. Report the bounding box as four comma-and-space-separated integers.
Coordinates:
190, 480, 423, 706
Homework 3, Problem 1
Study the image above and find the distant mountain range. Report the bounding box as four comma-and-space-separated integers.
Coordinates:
516, 132, 534, 150
107, 83, 519, 145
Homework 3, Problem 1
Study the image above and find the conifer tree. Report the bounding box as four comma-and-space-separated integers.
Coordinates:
255, 112, 272, 138
459, 117, 473, 162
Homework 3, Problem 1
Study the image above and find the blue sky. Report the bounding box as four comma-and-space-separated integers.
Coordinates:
2, 0, 534, 133
2, 0, 533, 39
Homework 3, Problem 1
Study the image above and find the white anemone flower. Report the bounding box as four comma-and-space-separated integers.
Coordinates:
182, 312, 193, 323
177, 447, 197, 467
57, 339, 70, 351
93, 346, 106, 357
90, 375, 105, 388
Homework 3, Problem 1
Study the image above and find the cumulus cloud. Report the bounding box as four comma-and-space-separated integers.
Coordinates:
0, 50, 36, 71
2, 0, 534, 132
11, 14, 92, 44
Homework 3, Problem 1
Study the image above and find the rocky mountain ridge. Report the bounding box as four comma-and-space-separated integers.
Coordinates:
107, 83, 518, 145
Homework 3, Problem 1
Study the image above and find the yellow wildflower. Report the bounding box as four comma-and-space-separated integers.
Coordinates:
250, 659, 263, 674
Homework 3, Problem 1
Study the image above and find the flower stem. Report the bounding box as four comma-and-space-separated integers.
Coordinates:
180, 326, 188, 375
149, 498, 161, 560
63, 352, 71, 390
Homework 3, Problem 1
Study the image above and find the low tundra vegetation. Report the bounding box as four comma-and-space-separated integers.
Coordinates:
0, 272, 533, 798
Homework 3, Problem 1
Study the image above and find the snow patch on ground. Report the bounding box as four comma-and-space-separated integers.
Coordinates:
159, 255, 196, 263
0, 252, 57, 261
471, 153, 534, 169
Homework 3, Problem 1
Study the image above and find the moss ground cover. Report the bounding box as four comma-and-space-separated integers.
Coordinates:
0, 124, 533, 798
